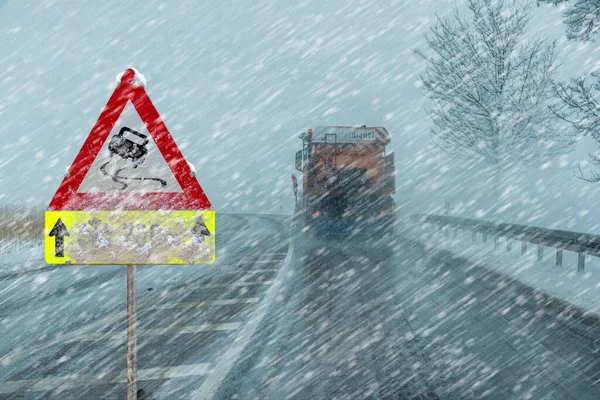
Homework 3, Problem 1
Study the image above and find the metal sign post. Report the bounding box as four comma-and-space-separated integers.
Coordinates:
127, 264, 137, 400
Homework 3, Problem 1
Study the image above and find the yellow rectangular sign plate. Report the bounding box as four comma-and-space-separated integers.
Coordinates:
45, 210, 215, 265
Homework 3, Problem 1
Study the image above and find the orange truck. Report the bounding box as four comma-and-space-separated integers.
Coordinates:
292, 126, 396, 236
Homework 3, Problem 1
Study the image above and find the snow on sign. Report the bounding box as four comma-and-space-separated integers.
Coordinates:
44, 68, 215, 265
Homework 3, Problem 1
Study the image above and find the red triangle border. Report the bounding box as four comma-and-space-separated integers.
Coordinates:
48, 69, 212, 211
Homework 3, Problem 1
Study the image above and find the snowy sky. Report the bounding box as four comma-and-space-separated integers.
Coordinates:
2, 0, 600, 231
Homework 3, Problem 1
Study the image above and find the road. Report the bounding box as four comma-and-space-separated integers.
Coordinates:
0, 214, 599, 399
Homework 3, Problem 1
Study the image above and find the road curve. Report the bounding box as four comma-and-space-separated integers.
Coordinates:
1, 216, 600, 399
210, 231, 600, 400
0, 214, 289, 399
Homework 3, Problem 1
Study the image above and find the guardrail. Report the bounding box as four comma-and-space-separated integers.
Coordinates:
411, 214, 600, 272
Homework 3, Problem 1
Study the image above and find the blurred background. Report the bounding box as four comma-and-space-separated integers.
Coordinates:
1, 0, 599, 232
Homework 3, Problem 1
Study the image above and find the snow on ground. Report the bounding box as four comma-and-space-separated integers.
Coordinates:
0, 245, 44, 277
408, 220, 600, 317
0, 240, 41, 255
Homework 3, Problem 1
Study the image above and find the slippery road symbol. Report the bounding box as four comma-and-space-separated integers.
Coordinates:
49, 218, 70, 257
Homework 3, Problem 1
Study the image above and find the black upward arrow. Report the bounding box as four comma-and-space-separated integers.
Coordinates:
192, 219, 210, 240
49, 218, 69, 257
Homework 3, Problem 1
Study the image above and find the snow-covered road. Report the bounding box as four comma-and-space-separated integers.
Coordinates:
0, 215, 599, 399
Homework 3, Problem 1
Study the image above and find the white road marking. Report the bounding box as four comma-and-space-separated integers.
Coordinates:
208, 298, 260, 305
252, 260, 284, 264
146, 323, 241, 336
1, 310, 127, 366
192, 241, 294, 400
1, 219, 288, 394
221, 268, 278, 274
197, 280, 273, 288
241, 268, 278, 273
69, 322, 241, 342
3, 297, 255, 357
138, 363, 210, 380
0, 363, 210, 394
263, 252, 287, 256
151, 298, 260, 309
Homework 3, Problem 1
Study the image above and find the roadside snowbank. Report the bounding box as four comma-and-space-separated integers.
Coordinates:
408, 221, 600, 316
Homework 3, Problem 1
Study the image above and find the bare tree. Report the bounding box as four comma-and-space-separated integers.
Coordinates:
537, 0, 600, 41
417, 0, 569, 166
538, 1, 600, 181
553, 73, 600, 181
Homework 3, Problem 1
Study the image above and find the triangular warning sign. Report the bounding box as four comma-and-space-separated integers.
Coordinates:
48, 68, 211, 210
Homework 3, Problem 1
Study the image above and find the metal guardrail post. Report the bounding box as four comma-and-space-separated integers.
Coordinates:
411, 214, 599, 272
494, 236, 499, 248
